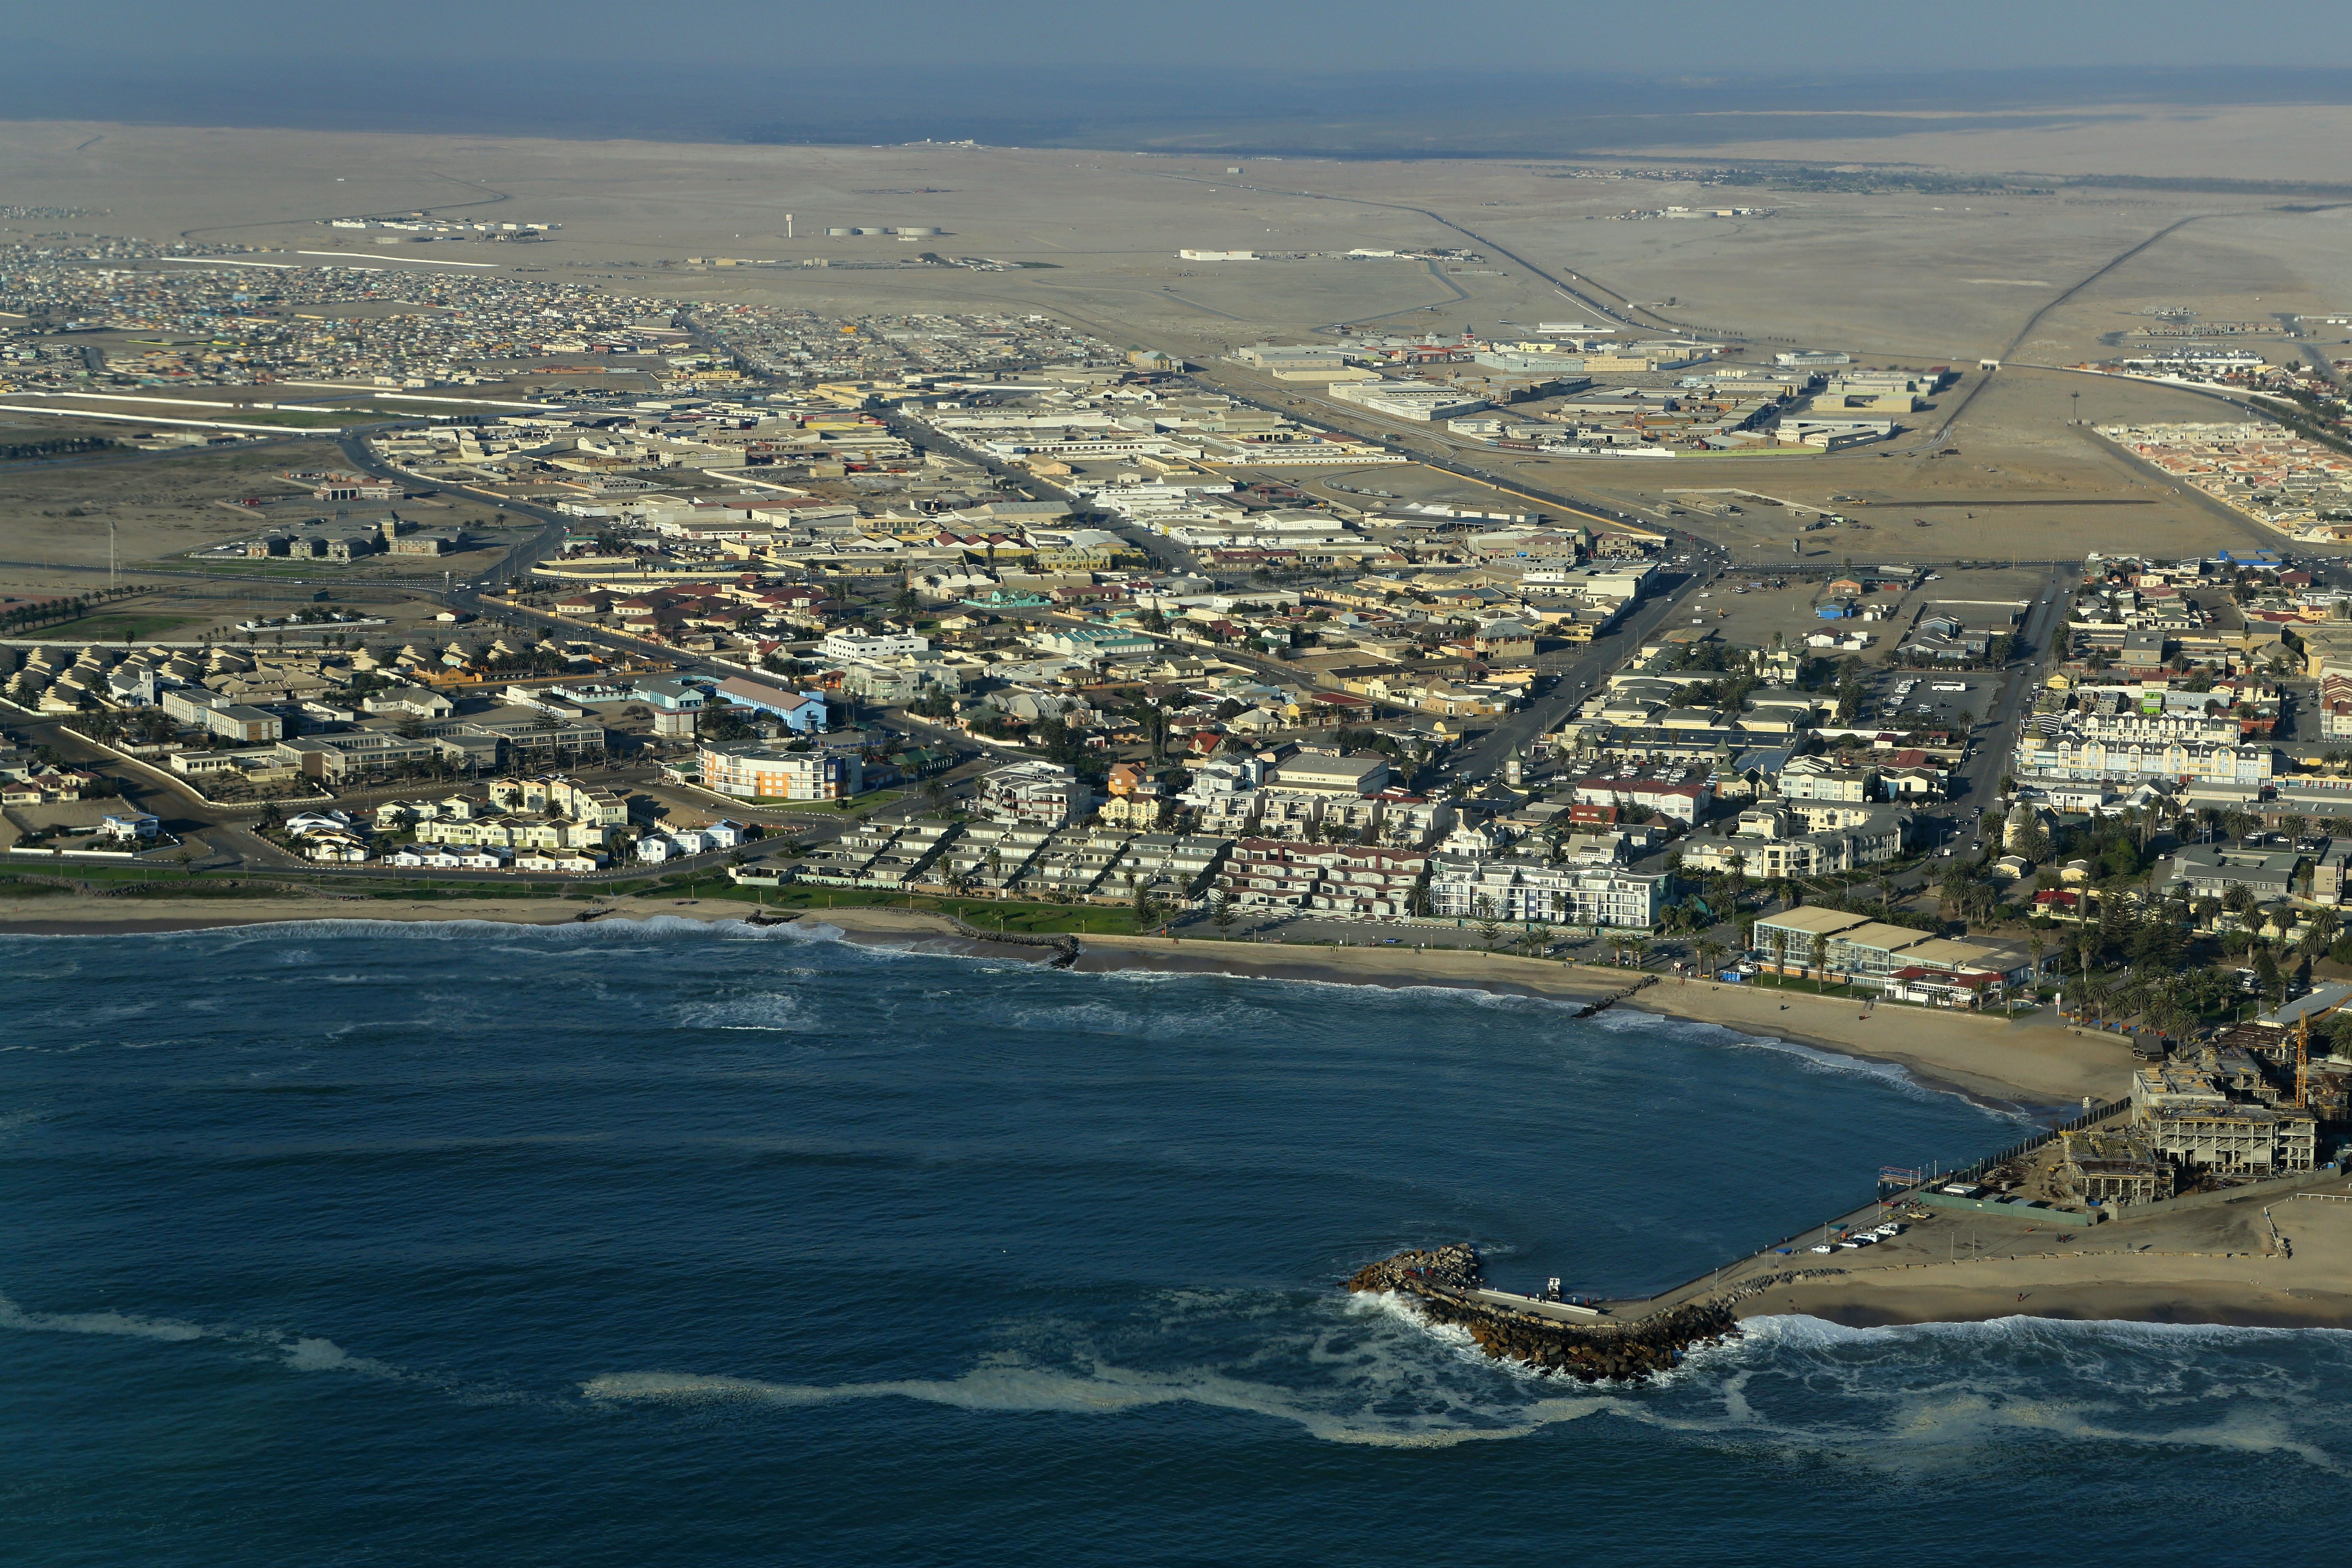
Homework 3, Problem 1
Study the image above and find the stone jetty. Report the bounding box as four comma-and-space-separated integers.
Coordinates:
1345, 1244, 1739, 1383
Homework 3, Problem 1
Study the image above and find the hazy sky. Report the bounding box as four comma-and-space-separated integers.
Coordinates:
27, 0, 2352, 74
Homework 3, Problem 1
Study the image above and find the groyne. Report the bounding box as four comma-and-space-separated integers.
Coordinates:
1346, 1244, 1740, 1382
1570, 971, 1659, 1020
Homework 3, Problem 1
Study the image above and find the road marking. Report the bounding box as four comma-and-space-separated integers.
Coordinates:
296, 251, 499, 267
151, 256, 300, 269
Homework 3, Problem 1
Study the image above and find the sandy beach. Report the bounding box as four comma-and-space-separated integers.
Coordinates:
1726, 1181, 2352, 1330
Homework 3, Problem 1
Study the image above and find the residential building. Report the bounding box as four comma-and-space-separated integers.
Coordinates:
2161, 842, 2302, 903
2013, 717, 2273, 786
1681, 801, 1909, 878
821, 629, 930, 662
1427, 855, 1668, 929
1568, 775, 1712, 824
1271, 751, 1390, 797
1778, 756, 1878, 802
699, 740, 864, 801
976, 760, 1088, 827
1221, 839, 1429, 918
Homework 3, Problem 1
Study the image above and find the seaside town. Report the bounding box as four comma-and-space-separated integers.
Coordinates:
15, 202, 2352, 1249
31, 56, 2352, 1537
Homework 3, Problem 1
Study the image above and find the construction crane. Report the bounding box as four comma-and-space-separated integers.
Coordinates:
2292, 989, 2351, 1107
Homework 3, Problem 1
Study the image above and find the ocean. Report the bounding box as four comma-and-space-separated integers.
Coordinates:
4, 918, 2347, 1565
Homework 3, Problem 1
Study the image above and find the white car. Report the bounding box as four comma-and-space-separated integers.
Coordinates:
1810, 1243, 1836, 1254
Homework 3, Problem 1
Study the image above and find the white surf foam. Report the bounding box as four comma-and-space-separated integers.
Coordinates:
0, 1287, 207, 1341
581, 1356, 1615, 1448
281, 1335, 397, 1375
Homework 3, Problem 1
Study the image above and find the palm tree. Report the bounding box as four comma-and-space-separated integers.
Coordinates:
1810, 932, 1830, 993
1696, 937, 1727, 978
1630, 934, 1653, 971
2299, 906, 2341, 962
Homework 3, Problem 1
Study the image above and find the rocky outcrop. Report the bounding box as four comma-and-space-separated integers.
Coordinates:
1344, 1243, 1483, 1294
1345, 1243, 1741, 1383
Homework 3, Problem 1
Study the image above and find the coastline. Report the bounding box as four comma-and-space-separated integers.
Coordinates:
13, 893, 2337, 1332
0, 893, 2131, 1110
1721, 1178, 2352, 1332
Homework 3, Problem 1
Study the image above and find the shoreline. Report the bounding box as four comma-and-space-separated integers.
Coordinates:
12, 894, 2335, 1332
1717, 1176, 2352, 1332
0, 894, 2130, 1110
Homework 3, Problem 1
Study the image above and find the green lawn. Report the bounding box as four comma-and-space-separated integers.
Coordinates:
12, 864, 1143, 935
705, 878, 1141, 935
31, 611, 212, 641
172, 561, 337, 578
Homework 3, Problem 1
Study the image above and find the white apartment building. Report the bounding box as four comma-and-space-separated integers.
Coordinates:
1427, 855, 1668, 928
976, 760, 1089, 828
2013, 722, 2273, 786
820, 629, 931, 662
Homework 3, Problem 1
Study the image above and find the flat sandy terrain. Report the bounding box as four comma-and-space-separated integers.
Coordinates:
4, 116, 2343, 569
1736, 1182, 2352, 1330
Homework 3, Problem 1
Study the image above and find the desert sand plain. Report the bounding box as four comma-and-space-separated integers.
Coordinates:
1, 107, 2348, 589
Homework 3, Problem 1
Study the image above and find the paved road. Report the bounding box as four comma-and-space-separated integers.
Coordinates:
1441, 548, 1733, 783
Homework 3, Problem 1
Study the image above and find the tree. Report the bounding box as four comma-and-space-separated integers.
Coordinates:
2255, 946, 2285, 1010
2299, 906, 2341, 962
1212, 891, 1237, 933
1133, 882, 1163, 930
1810, 932, 1830, 992
1696, 937, 1727, 977
1471, 894, 1503, 951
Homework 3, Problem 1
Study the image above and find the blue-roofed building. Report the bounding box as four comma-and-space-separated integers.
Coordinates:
633, 677, 708, 712
714, 676, 830, 732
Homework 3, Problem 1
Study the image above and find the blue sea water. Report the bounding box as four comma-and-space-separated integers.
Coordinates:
4, 917, 2349, 1566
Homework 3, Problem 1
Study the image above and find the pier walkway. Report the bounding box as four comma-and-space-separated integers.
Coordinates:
1462, 1287, 1604, 1321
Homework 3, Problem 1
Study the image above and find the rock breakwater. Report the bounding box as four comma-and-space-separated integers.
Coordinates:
1345, 1244, 1740, 1383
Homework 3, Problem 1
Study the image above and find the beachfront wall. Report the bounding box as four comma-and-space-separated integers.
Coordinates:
1918, 1191, 2100, 1224
2102, 1163, 2343, 1223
